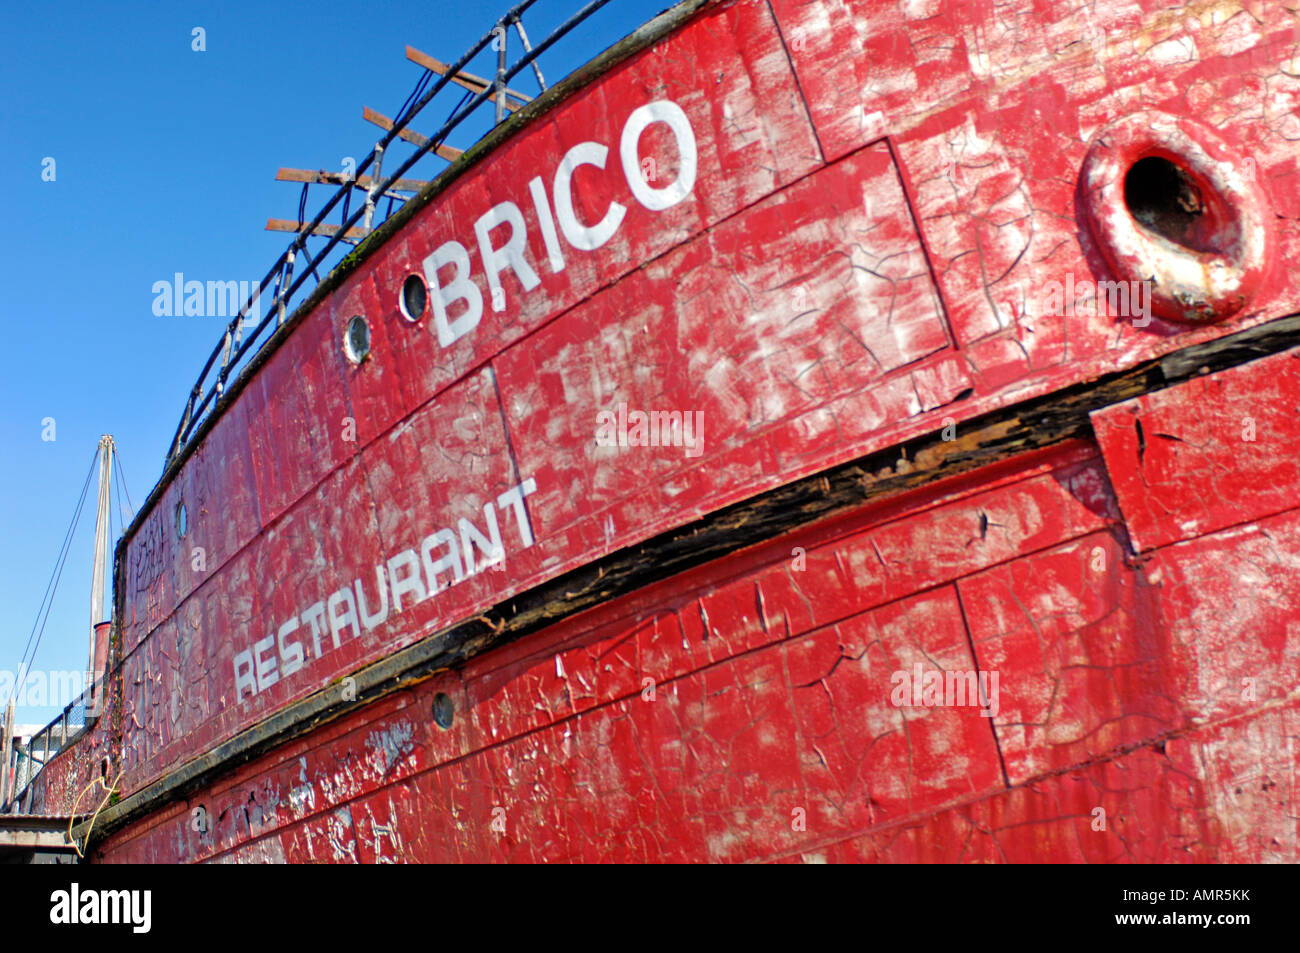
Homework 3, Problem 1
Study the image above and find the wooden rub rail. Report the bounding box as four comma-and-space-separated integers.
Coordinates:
275, 168, 431, 194
361, 106, 465, 160
265, 219, 372, 241
406, 45, 533, 109
76, 310, 1300, 848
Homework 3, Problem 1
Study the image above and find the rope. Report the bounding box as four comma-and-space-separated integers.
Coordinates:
113, 446, 135, 519
114, 459, 122, 544
68, 769, 122, 858
12, 448, 97, 692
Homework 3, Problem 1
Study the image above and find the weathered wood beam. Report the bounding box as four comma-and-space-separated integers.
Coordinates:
405, 45, 530, 108
362, 107, 464, 161
265, 219, 370, 241
276, 167, 430, 194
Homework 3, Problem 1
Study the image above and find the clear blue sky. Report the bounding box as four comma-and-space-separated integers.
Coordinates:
0, 0, 672, 727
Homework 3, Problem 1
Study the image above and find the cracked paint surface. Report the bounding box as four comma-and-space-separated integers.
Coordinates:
93, 439, 1299, 862
1093, 345, 1300, 550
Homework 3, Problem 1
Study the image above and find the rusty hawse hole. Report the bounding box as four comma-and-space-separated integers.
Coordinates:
1123, 156, 1215, 253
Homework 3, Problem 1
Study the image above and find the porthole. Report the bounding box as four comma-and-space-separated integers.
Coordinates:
400, 273, 427, 323
432, 692, 454, 730
175, 501, 188, 539
343, 315, 371, 364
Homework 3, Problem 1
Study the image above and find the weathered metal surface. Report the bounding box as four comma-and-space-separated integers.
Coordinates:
35, 0, 1300, 860
1094, 345, 1300, 551
22, 714, 113, 820
265, 219, 372, 240
0, 814, 79, 860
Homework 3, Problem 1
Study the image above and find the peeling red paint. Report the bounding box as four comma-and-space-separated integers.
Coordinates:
1094, 346, 1300, 550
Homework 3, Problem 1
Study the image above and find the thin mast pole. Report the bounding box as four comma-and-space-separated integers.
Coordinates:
89, 435, 113, 677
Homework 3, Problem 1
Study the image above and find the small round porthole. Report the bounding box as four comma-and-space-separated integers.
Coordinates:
175, 501, 188, 538
400, 274, 427, 323
432, 692, 454, 730
343, 315, 371, 364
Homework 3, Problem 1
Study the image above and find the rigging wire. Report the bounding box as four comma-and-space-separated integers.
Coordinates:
12, 448, 98, 695
111, 448, 123, 551
113, 446, 135, 521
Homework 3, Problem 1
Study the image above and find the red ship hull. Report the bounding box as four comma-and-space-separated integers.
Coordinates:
19, 0, 1300, 862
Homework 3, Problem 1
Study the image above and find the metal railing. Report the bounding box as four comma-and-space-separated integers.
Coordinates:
4, 688, 90, 813
164, 0, 614, 468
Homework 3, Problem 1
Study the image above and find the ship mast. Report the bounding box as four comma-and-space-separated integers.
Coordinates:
88, 435, 114, 686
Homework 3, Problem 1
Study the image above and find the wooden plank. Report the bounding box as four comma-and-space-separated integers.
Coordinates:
275, 167, 430, 194
265, 219, 369, 240
361, 107, 463, 162
405, 44, 531, 108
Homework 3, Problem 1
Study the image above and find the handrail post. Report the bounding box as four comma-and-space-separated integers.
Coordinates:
495, 22, 508, 125
278, 249, 296, 327
364, 144, 384, 232
513, 15, 546, 90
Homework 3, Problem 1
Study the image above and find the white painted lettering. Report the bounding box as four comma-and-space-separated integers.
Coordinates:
620, 100, 697, 211
254, 634, 278, 690
233, 649, 257, 699
528, 176, 566, 273
459, 504, 505, 575
301, 601, 328, 658
421, 528, 464, 594
496, 477, 539, 547
277, 616, 304, 677
354, 565, 390, 629
327, 586, 358, 647
474, 201, 540, 313
553, 141, 626, 251
424, 240, 484, 346
386, 549, 428, 611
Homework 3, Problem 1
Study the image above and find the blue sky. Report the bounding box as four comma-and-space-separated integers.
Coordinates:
0, 0, 671, 727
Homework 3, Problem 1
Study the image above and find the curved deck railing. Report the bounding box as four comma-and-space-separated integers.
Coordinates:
2, 687, 92, 814
164, 0, 616, 468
